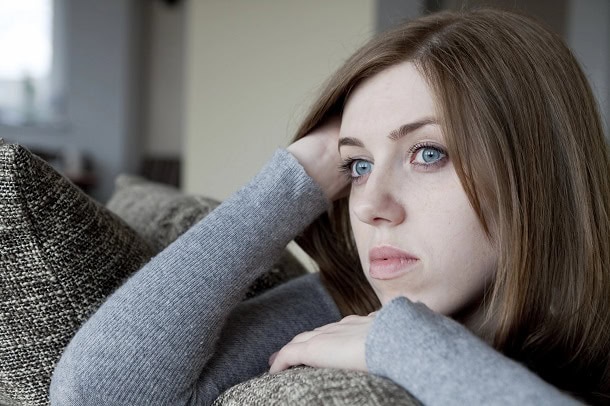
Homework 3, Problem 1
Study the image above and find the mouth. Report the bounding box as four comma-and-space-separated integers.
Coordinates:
368, 245, 419, 280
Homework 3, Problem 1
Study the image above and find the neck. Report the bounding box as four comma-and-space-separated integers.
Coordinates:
453, 298, 496, 345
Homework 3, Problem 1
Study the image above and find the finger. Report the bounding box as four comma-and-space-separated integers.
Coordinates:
337, 314, 373, 326
311, 318, 367, 335
287, 329, 324, 344
341, 315, 365, 323
313, 321, 342, 331
269, 342, 306, 374
268, 351, 278, 366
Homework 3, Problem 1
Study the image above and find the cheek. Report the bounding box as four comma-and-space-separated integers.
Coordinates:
348, 208, 368, 263
423, 174, 491, 262
403, 177, 497, 308
428, 203, 497, 312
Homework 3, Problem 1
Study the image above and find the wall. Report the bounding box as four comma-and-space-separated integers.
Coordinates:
142, 1, 185, 157
377, 0, 424, 32
442, 0, 568, 35
182, 0, 375, 200
567, 0, 609, 135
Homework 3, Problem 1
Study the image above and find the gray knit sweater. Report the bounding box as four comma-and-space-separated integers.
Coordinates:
49, 149, 579, 405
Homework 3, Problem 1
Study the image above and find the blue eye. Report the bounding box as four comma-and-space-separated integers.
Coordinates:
412, 145, 447, 166
422, 148, 442, 163
339, 158, 373, 183
351, 160, 373, 177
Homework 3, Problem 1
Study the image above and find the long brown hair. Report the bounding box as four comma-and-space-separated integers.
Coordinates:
293, 8, 610, 404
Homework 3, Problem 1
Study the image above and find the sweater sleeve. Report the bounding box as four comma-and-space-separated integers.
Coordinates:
365, 297, 583, 406
49, 149, 341, 406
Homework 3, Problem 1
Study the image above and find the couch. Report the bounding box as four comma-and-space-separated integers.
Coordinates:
0, 141, 419, 405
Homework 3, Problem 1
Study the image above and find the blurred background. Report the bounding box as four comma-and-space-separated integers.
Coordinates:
0, 0, 608, 202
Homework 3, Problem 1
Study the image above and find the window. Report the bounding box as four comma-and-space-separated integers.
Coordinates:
0, 0, 65, 126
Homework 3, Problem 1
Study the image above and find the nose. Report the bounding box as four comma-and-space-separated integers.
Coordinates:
351, 168, 406, 226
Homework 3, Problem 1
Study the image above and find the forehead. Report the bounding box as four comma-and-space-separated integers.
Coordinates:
341, 62, 437, 136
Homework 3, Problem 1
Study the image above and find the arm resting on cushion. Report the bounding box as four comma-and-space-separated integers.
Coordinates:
366, 297, 583, 406
50, 149, 339, 406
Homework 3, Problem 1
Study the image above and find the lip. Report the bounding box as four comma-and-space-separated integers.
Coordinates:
368, 246, 419, 280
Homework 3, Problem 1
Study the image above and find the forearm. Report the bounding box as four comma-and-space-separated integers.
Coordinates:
196, 273, 341, 400
50, 149, 330, 406
366, 297, 582, 406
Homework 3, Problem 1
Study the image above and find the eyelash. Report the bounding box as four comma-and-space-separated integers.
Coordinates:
338, 142, 449, 184
408, 142, 448, 169
338, 157, 369, 185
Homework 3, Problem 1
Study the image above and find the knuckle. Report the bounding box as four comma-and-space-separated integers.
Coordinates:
280, 342, 295, 354
290, 331, 310, 343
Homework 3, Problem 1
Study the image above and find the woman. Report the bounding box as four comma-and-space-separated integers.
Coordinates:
51, 8, 609, 405
276, 7, 610, 403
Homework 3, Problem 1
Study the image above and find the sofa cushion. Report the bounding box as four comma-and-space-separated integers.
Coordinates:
106, 174, 220, 252
0, 142, 155, 406
106, 174, 308, 298
213, 366, 421, 405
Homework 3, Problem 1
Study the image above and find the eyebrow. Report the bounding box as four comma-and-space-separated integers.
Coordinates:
338, 117, 438, 149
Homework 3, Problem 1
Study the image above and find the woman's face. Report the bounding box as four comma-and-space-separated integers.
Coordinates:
339, 62, 497, 319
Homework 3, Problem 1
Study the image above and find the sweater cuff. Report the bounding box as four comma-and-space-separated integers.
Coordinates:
365, 296, 458, 393
235, 148, 331, 234
365, 296, 579, 405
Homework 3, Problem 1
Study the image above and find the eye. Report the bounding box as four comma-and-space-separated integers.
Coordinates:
339, 158, 373, 184
410, 143, 448, 168
351, 160, 373, 177
416, 147, 443, 163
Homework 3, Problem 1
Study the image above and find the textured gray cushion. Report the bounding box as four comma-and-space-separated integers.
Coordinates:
106, 174, 307, 298
106, 175, 219, 251
106, 174, 220, 252
213, 366, 421, 405
0, 142, 155, 406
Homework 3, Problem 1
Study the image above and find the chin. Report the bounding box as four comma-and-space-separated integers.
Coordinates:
376, 290, 414, 307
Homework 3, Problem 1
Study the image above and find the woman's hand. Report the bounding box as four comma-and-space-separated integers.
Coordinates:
287, 117, 350, 201
268, 313, 377, 374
